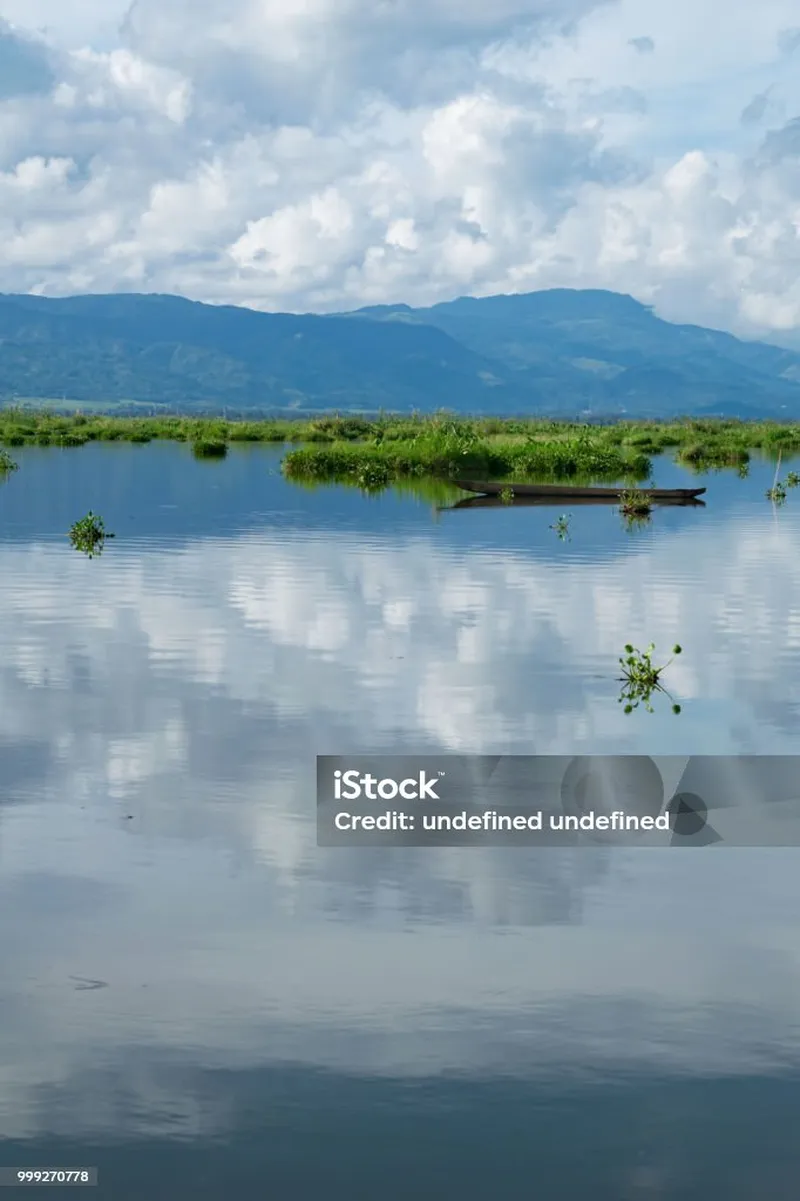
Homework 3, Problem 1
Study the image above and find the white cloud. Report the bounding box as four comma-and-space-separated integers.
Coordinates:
0, 0, 799, 336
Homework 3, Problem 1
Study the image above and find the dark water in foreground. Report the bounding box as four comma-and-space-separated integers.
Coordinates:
1, 443, 800, 1199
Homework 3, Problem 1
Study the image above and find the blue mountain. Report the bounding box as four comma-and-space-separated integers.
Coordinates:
0, 288, 798, 417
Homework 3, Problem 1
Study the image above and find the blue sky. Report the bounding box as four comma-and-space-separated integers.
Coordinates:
1, 0, 800, 340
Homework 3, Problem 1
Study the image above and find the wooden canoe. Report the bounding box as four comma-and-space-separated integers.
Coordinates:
453, 480, 706, 500
445, 494, 706, 510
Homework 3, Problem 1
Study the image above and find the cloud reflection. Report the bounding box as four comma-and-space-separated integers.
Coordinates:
2, 503, 800, 1138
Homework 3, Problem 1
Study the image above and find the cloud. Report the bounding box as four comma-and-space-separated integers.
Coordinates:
0, 20, 55, 98
740, 89, 772, 125
0, 0, 799, 337
628, 35, 655, 53
777, 26, 800, 55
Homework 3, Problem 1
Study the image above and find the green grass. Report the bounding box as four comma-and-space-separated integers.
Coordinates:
280, 420, 652, 486
3, 410, 800, 487
192, 438, 228, 459
618, 488, 653, 517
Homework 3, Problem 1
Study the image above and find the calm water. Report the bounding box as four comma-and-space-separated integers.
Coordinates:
1, 443, 800, 1199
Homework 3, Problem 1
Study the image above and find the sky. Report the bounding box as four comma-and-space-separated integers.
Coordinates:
1, 0, 800, 340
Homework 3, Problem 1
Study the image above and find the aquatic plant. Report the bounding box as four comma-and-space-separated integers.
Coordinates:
786, 472, 800, 487
68, 511, 114, 557
618, 643, 682, 714
766, 449, 788, 504
192, 438, 228, 459
618, 488, 653, 517
0, 448, 18, 472
498, 487, 515, 504
676, 442, 749, 470
355, 461, 391, 493
550, 514, 571, 540
766, 481, 788, 504
0, 410, 793, 458
281, 436, 649, 487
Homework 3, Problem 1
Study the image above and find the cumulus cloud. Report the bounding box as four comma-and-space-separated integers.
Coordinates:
0, 0, 799, 337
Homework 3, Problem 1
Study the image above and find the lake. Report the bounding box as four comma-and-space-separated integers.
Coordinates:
1, 441, 800, 1199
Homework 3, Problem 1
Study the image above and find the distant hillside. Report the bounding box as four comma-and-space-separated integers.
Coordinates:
344, 290, 800, 418
1, 288, 799, 417
0, 292, 519, 414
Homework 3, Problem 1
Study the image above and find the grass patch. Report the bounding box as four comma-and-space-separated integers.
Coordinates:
280, 420, 651, 486
2, 411, 800, 488
618, 488, 653, 517
192, 438, 228, 459
676, 444, 750, 471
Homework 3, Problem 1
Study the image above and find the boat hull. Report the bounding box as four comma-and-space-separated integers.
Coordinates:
453, 480, 706, 500
445, 494, 706, 510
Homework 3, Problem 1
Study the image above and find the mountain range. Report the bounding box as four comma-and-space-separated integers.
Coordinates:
1, 288, 799, 418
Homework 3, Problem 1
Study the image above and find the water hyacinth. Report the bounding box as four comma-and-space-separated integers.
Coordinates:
618, 642, 683, 715
68, 511, 114, 558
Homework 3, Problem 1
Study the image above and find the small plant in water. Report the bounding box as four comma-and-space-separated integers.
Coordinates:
192, 438, 228, 459
550, 513, 571, 541
498, 486, 515, 504
618, 642, 683, 715
786, 472, 800, 487
618, 488, 653, 517
0, 448, 18, 472
68, 511, 114, 557
766, 481, 787, 504
767, 450, 787, 503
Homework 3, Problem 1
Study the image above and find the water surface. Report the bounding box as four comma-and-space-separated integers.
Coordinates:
1, 443, 799, 1199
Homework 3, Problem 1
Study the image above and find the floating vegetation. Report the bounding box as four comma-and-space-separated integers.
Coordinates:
281, 431, 650, 488
0, 410, 794, 453
68, 511, 114, 557
762, 454, 800, 502
766, 482, 788, 504
676, 442, 749, 471
618, 643, 682, 714
2, 412, 800, 495
498, 487, 515, 504
192, 438, 228, 459
550, 514, 571, 541
618, 488, 653, 517
0, 448, 18, 472
355, 461, 391, 493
